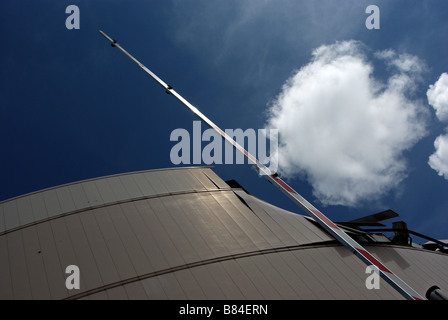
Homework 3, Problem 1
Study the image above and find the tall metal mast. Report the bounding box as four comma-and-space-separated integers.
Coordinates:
99, 30, 424, 300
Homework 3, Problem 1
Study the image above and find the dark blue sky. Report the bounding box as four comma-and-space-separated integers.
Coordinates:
1, 1, 447, 241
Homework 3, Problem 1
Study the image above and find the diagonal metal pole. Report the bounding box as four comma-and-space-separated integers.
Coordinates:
99, 30, 425, 300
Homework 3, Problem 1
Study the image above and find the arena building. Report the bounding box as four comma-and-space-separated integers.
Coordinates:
0, 166, 447, 299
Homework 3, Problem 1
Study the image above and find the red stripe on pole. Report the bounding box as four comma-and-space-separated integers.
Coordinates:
273, 177, 298, 194
356, 248, 392, 274
310, 209, 340, 230
216, 127, 226, 137
243, 149, 257, 164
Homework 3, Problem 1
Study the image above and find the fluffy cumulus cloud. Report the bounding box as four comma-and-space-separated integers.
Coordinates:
427, 73, 448, 122
428, 132, 448, 180
427, 73, 448, 180
265, 40, 428, 207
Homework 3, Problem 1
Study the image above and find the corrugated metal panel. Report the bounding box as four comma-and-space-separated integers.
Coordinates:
174, 269, 207, 300
140, 276, 168, 299
35, 222, 68, 299
0, 168, 233, 233
409, 248, 448, 286
108, 203, 152, 276
93, 206, 137, 281
81, 181, 104, 207
83, 290, 109, 300
6, 231, 32, 299
159, 170, 188, 194
94, 178, 117, 204
16, 196, 34, 227
68, 184, 90, 211
275, 250, 322, 299
204, 262, 245, 299
154, 196, 201, 264
3, 199, 19, 231
280, 247, 396, 299
63, 214, 104, 293
212, 191, 282, 249
134, 199, 185, 268
378, 246, 429, 291
21, 226, 52, 299
231, 191, 302, 247
189, 264, 227, 299
203, 192, 260, 253
164, 169, 196, 193
42, 189, 62, 219
179, 192, 239, 257
302, 247, 356, 299
294, 248, 346, 299
291, 247, 402, 299
219, 259, 264, 299
202, 168, 230, 189
157, 272, 188, 300
263, 252, 318, 299
78, 211, 121, 285
247, 254, 299, 299
309, 246, 371, 299
119, 175, 144, 199
0, 204, 4, 233
121, 201, 169, 271
122, 281, 149, 300
131, 172, 157, 197
50, 218, 78, 278
0, 235, 13, 299
55, 186, 76, 214
129, 248, 406, 300
367, 245, 448, 297
104, 285, 129, 300
106, 176, 131, 202
283, 248, 335, 299
143, 171, 170, 195
29, 192, 48, 223
325, 245, 400, 300
234, 189, 333, 245
166, 193, 216, 260
210, 191, 272, 250
277, 208, 331, 243
184, 168, 211, 190
234, 256, 283, 299
188, 168, 217, 190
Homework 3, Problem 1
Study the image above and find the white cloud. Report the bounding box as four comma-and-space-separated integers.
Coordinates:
427, 72, 448, 122
427, 73, 448, 180
428, 132, 448, 180
376, 50, 425, 75
266, 41, 428, 207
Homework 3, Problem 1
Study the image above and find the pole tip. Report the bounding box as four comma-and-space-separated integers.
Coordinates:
98, 30, 114, 43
